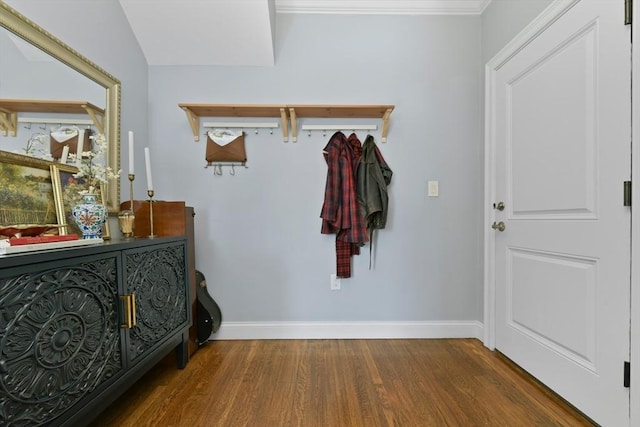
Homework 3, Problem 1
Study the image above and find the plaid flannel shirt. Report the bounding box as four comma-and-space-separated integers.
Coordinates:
320, 132, 368, 277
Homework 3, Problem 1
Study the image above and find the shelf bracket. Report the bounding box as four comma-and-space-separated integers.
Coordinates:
83, 104, 105, 134
280, 107, 289, 142
182, 107, 201, 141
0, 108, 16, 137
289, 107, 298, 143
381, 108, 392, 143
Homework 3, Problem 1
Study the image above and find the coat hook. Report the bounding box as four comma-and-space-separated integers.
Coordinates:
230, 164, 236, 175
254, 129, 259, 135
308, 130, 312, 137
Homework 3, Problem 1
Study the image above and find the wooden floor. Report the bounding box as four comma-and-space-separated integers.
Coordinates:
90, 339, 595, 427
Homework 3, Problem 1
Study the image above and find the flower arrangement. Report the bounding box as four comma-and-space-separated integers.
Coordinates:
71, 133, 120, 195
23, 132, 48, 157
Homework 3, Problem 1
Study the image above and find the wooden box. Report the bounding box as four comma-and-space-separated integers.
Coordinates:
120, 200, 187, 237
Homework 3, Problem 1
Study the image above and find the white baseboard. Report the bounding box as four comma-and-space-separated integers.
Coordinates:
209, 320, 484, 341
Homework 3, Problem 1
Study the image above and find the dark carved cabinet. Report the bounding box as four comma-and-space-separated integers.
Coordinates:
123, 243, 188, 363
0, 237, 190, 427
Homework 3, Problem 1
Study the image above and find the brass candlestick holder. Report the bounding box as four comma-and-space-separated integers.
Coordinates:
147, 189, 157, 238
118, 174, 136, 238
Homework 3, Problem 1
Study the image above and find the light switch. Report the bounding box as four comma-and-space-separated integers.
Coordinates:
428, 180, 439, 197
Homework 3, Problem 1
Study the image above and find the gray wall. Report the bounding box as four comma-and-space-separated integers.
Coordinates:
150, 13, 483, 322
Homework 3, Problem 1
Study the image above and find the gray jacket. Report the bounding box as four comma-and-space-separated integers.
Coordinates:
356, 135, 392, 233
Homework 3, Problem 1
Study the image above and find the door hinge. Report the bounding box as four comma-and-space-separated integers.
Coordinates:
626, 0, 633, 25
624, 181, 632, 206
624, 361, 631, 387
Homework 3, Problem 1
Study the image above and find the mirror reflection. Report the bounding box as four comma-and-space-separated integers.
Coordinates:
0, 26, 105, 156
0, 2, 121, 212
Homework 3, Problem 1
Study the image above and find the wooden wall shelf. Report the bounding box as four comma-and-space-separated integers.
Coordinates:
0, 99, 105, 136
179, 104, 288, 142
288, 105, 394, 142
178, 103, 394, 142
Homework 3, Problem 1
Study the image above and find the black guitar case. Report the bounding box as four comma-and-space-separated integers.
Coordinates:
195, 270, 222, 345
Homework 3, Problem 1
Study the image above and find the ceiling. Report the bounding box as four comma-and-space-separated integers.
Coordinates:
118, 0, 492, 66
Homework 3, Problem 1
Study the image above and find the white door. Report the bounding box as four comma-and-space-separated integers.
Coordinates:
490, 1, 630, 425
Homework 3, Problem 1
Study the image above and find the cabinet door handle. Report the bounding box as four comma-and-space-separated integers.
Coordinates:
130, 293, 137, 327
120, 294, 137, 329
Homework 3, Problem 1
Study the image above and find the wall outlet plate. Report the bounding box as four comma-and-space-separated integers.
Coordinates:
330, 273, 341, 290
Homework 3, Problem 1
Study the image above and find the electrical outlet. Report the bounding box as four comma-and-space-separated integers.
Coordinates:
330, 274, 341, 290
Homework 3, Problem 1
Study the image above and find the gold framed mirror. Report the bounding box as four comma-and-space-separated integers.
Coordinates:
0, 2, 121, 212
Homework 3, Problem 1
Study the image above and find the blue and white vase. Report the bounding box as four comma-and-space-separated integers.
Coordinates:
72, 193, 107, 239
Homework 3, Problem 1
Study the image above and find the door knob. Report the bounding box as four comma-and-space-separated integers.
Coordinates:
491, 221, 506, 232
493, 202, 505, 211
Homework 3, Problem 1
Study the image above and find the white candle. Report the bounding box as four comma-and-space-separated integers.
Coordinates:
76, 136, 84, 167
60, 145, 69, 163
144, 147, 153, 192
128, 131, 135, 174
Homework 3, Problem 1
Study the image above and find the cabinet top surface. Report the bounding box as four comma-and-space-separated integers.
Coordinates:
0, 236, 186, 269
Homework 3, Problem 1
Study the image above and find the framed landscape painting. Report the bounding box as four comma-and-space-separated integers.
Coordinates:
0, 150, 58, 227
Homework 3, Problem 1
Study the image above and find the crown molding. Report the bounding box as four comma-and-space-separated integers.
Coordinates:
276, 0, 493, 15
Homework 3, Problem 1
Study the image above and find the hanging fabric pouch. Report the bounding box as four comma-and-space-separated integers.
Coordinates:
205, 129, 247, 164
50, 126, 92, 160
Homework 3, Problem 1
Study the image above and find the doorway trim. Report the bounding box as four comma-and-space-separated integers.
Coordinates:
630, 0, 640, 423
